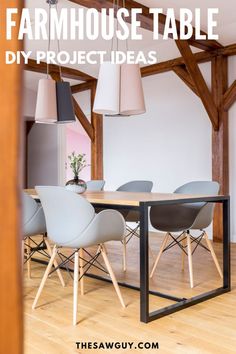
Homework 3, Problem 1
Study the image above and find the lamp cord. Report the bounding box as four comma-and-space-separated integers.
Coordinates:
47, 1, 62, 81
46, 2, 51, 78
110, 0, 129, 61
55, 2, 63, 81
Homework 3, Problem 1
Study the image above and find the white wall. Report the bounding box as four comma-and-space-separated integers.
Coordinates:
27, 124, 61, 187
104, 63, 212, 191
23, 88, 37, 118
103, 62, 236, 242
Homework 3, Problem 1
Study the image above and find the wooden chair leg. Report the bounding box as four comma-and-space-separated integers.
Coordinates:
123, 238, 127, 272
26, 237, 31, 279
186, 233, 194, 288
204, 232, 223, 278
100, 244, 126, 308
32, 245, 58, 310
150, 233, 169, 278
79, 248, 84, 295
44, 239, 65, 287
73, 250, 79, 326
181, 234, 186, 271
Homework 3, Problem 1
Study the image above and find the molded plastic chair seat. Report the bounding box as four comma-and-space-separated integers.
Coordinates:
116, 180, 153, 271
32, 186, 126, 325
22, 192, 65, 285
86, 180, 105, 191
23, 192, 46, 237
150, 181, 222, 288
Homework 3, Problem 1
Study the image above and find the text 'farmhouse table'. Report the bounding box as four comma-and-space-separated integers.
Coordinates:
26, 189, 231, 323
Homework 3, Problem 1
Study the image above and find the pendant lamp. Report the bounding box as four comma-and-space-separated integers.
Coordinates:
120, 63, 146, 115
93, 62, 121, 115
93, 0, 146, 117
35, 0, 75, 124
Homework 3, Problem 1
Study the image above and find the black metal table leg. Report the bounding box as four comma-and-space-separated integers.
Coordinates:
139, 196, 231, 323
139, 203, 149, 323
223, 198, 231, 289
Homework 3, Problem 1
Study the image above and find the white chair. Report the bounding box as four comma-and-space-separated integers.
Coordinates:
117, 181, 153, 271
86, 180, 105, 191
22, 192, 65, 286
32, 186, 126, 325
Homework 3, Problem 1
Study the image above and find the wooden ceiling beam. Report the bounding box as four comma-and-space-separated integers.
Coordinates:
71, 81, 96, 94
223, 80, 236, 111
141, 49, 218, 77
175, 39, 219, 130
141, 43, 236, 78
25, 59, 95, 82
173, 65, 199, 96
69, 0, 222, 50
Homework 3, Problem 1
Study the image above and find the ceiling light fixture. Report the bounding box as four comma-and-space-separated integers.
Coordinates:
93, 0, 146, 117
35, 0, 75, 124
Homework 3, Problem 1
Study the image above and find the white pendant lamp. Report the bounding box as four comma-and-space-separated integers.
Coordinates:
93, 62, 121, 115
35, 0, 75, 124
93, 0, 146, 117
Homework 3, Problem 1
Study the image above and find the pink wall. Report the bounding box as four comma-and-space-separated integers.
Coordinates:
66, 121, 91, 181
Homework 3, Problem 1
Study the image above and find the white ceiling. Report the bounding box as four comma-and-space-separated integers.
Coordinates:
24, 0, 236, 91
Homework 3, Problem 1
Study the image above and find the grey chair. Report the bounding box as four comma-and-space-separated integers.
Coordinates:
22, 192, 65, 286
86, 180, 105, 191
32, 186, 126, 325
117, 180, 153, 271
150, 181, 222, 288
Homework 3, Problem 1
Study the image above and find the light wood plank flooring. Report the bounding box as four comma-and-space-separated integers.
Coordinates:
24, 232, 236, 354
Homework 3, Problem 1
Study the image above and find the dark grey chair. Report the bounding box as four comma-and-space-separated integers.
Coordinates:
117, 180, 153, 271
22, 192, 65, 286
149, 181, 222, 288
86, 180, 105, 191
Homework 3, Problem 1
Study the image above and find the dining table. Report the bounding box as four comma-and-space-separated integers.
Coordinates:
26, 189, 231, 323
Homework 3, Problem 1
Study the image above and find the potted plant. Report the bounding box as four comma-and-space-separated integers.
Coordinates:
65, 152, 89, 193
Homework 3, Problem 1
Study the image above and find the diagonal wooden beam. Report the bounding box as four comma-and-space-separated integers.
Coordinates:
71, 81, 96, 94
175, 39, 219, 130
25, 58, 95, 82
72, 97, 94, 140
173, 66, 199, 96
69, 0, 222, 50
50, 72, 94, 140
223, 80, 236, 111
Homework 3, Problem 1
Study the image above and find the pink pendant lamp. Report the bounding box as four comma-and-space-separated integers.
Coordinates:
93, 0, 146, 117
120, 64, 146, 116
35, 0, 75, 124
35, 79, 57, 124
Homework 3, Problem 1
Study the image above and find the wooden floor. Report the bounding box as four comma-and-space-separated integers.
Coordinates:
24, 232, 236, 353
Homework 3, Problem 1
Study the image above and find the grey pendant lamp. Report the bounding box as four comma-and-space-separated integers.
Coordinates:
35, 0, 75, 124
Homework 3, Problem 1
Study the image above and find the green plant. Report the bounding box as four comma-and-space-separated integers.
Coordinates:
67, 152, 88, 178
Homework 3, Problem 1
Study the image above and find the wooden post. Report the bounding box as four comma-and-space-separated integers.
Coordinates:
91, 82, 104, 179
212, 56, 229, 242
0, 1, 23, 353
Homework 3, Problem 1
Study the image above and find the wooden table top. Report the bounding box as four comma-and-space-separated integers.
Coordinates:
25, 189, 221, 207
